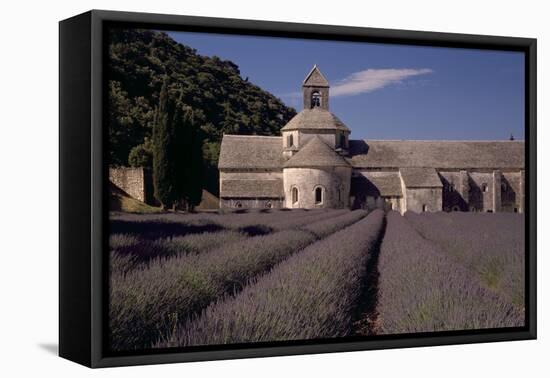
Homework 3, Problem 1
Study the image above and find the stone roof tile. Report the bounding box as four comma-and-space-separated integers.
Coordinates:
218, 135, 284, 170
352, 172, 403, 197
399, 167, 443, 188
281, 108, 350, 132
284, 136, 351, 168
221, 179, 283, 198
303, 65, 329, 87
348, 140, 525, 169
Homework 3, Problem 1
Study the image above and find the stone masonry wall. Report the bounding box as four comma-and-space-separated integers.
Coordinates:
220, 198, 284, 209
109, 167, 147, 203
405, 187, 443, 213
283, 166, 351, 209
468, 172, 495, 212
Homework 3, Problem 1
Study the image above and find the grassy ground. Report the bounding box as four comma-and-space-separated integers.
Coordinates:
109, 183, 162, 214
110, 183, 219, 214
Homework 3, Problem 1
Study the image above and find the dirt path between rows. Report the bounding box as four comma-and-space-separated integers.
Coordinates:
351, 213, 387, 336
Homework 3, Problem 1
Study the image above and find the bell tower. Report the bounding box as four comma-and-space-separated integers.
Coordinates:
302, 65, 330, 111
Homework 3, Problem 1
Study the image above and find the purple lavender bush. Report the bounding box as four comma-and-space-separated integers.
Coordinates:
159, 210, 384, 347
109, 230, 248, 274
405, 212, 525, 310
110, 208, 332, 234
109, 209, 366, 350
109, 209, 345, 273
376, 212, 523, 335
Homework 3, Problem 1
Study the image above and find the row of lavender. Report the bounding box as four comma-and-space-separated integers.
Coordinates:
375, 212, 524, 334
110, 208, 347, 234
405, 212, 525, 310
109, 209, 368, 351
110, 208, 348, 273
109, 208, 525, 351
159, 210, 385, 347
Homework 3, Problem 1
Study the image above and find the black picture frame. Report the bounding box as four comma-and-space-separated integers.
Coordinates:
59, 9, 537, 368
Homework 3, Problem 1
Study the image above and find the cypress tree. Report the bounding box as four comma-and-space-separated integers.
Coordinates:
186, 109, 204, 210
174, 107, 203, 211
172, 102, 192, 210
153, 81, 204, 211
152, 80, 178, 209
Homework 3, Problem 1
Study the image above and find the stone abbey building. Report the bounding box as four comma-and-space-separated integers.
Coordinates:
218, 66, 525, 213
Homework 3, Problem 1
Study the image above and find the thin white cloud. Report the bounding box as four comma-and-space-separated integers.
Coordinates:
331, 68, 433, 97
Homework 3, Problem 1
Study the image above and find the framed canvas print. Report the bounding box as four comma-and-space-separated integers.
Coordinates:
59, 10, 537, 368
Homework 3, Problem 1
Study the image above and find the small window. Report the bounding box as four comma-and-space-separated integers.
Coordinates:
235, 201, 242, 208
422, 204, 428, 212
265, 201, 272, 209
482, 183, 488, 193
287, 134, 294, 147
501, 182, 508, 192
336, 133, 342, 148
311, 91, 321, 108
452, 205, 460, 212
315, 187, 323, 204
447, 183, 455, 192
514, 207, 518, 213
292, 187, 299, 204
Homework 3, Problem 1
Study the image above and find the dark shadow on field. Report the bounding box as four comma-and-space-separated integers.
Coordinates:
238, 225, 273, 236
110, 219, 225, 239
352, 214, 387, 336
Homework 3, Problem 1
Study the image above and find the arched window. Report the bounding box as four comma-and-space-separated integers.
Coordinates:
315, 187, 323, 204
292, 187, 299, 204
265, 201, 272, 209
422, 204, 428, 212
482, 183, 488, 193
235, 201, 242, 208
311, 91, 321, 108
287, 134, 294, 147
501, 182, 508, 192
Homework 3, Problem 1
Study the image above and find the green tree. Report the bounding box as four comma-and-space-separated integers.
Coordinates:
185, 110, 204, 209
152, 80, 178, 209
173, 106, 204, 211
172, 102, 191, 210
128, 138, 153, 168
107, 28, 297, 195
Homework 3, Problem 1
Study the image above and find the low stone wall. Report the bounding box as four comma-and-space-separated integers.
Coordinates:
220, 198, 284, 209
109, 167, 153, 204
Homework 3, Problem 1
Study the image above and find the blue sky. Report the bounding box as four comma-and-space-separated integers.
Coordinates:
167, 31, 525, 141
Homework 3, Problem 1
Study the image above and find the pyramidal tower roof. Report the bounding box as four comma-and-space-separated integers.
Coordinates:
284, 136, 351, 168
280, 108, 350, 131
303, 65, 329, 87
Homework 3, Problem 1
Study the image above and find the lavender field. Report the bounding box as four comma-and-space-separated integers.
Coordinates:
109, 209, 525, 351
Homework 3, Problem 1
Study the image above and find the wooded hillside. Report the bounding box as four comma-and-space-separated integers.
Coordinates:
107, 28, 296, 194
